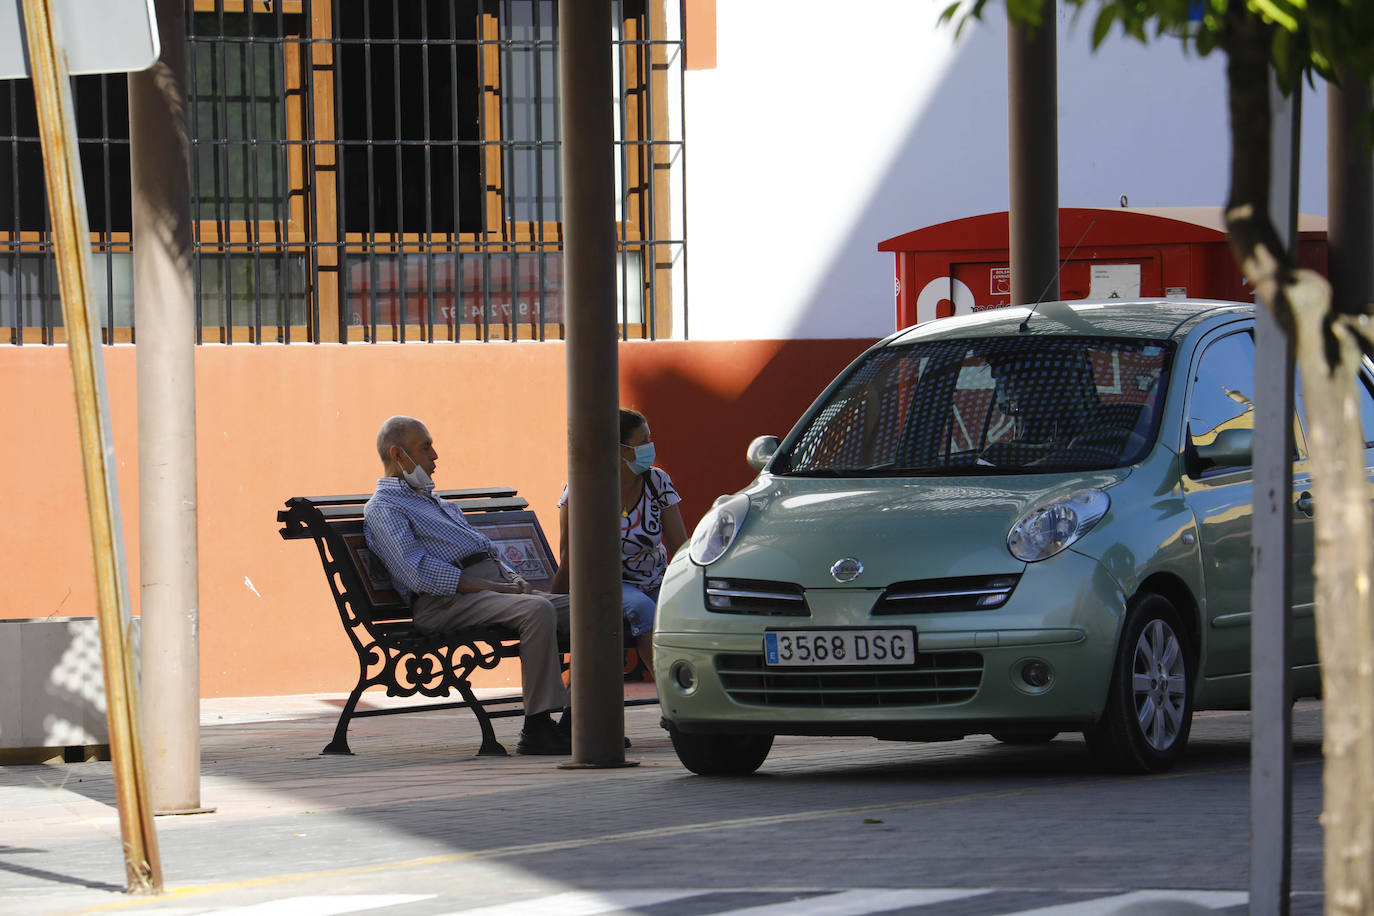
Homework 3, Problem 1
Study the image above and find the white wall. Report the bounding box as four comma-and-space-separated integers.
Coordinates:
683, 1, 1328, 340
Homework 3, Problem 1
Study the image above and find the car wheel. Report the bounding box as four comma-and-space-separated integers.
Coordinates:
1085, 593, 1194, 773
667, 725, 773, 776
990, 731, 1058, 745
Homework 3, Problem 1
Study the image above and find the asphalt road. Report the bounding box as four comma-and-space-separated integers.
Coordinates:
0, 696, 1325, 915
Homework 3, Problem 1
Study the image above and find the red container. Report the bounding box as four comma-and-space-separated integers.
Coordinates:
878, 207, 1328, 329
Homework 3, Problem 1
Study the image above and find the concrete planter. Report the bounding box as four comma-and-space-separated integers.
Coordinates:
0, 617, 140, 763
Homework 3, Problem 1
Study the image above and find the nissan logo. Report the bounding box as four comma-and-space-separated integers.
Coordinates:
830, 557, 864, 583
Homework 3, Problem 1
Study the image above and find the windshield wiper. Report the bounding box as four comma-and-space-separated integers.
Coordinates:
780, 463, 1083, 478
841, 464, 1001, 477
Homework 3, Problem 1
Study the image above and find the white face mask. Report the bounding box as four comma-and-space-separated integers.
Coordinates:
397, 448, 434, 492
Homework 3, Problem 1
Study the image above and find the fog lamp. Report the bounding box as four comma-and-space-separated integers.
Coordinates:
670, 660, 697, 694
1021, 660, 1052, 688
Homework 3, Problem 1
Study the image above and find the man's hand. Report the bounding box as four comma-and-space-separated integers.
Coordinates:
456, 572, 533, 595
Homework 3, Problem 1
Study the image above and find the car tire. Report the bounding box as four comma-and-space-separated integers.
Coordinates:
1085, 592, 1194, 774
667, 725, 773, 776
990, 731, 1058, 745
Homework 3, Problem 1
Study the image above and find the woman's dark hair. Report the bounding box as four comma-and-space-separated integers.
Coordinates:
619, 408, 647, 445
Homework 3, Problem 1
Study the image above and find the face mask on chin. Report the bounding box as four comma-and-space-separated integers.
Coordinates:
397, 448, 434, 492
625, 441, 655, 475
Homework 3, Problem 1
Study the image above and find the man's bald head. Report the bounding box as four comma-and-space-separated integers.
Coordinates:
375, 416, 432, 476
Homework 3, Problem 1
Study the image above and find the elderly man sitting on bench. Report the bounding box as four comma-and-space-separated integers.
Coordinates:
363, 415, 572, 756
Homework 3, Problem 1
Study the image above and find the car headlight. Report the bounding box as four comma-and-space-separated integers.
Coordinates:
1007, 488, 1110, 562
689, 493, 750, 566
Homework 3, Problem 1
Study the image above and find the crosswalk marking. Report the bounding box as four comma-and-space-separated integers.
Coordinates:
705, 888, 995, 915
215, 895, 434, 916
434, 889, 704, 916
997, 889, 1250, 915
201, 888, 1254, 915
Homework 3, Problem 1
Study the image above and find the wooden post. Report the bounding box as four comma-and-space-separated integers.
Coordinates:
20, 0, 162, 893
1007, 2, 1059, 305
560, 0, 632, 767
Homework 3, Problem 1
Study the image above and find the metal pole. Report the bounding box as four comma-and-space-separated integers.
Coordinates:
1007, 2, 1059, 305
130, 0, 205, 815
19, 0, 162, 893
1249, 75, 1299, 916
1327, 72, 1373, 316
559, 0, 630, 767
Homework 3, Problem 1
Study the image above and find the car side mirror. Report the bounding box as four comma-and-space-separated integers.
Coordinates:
1193, 427, 1253, 469
746, 435, 780, 471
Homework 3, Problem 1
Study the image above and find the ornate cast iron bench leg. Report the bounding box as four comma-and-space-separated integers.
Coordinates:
324, 682, 365, 755
455, 679, 509, 757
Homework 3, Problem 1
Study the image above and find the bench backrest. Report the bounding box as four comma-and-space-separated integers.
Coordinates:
278, 491, 558, 638
334, 518, 410, 624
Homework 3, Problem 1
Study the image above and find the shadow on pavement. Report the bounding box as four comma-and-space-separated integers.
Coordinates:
0, 695, 1326, 910
0, 851, 123, 894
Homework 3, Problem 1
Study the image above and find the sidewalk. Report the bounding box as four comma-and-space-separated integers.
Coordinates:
1, 682, 666, 913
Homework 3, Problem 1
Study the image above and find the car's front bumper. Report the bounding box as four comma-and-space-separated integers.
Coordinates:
653, 549, 1127, 738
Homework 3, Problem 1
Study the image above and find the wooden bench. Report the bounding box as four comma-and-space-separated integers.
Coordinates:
277, 489, 653, 757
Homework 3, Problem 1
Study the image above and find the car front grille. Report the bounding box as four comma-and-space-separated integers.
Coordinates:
715, 651, 983, 707
704, 577, 810, 617
871, 574, 1020, 615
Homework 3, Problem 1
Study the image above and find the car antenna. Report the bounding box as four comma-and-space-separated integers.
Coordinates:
1019, 216, 1098, 333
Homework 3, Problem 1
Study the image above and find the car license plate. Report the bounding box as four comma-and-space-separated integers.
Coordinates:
763, 628, 916, 667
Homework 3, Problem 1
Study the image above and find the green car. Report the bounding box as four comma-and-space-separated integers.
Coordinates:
654, 299, 1361, 776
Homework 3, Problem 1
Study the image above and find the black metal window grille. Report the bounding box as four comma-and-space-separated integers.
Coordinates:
1, 73, 133, 343
0, 0, 686, 345
188, 6, 309, 342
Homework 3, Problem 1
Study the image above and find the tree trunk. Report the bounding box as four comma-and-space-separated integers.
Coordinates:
1294, 296, 1374, 916
1223, 11, 1374, 914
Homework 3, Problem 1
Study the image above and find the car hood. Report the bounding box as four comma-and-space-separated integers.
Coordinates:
709, 470, 1131, 589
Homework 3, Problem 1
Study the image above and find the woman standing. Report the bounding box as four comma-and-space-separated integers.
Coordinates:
552, 408, 688, 675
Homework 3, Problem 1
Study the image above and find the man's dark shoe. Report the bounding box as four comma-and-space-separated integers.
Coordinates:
555, 709, 631, 748
516, 716, 572, 756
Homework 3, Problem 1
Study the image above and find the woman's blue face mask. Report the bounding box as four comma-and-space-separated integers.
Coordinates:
625, 441, 655, 475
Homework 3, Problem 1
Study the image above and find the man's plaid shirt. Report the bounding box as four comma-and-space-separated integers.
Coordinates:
363, 477, 495, 601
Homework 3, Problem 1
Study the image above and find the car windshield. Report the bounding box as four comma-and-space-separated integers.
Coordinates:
773, 334, 1174, 477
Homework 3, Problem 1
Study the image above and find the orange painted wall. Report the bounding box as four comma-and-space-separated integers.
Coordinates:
2, 338, 874, 697
683, 0, 716, 70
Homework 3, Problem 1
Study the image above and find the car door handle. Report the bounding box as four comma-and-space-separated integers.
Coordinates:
1295, 492, 1314, 517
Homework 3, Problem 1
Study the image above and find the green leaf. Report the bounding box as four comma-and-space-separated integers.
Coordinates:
1251, 0, 1302, 33
1310, 50, 1336, 83
1091, 6, 1118, 48
1008, 0, 1046, 30
1196, 24, 1217, 55
1271, 25, 1300, 93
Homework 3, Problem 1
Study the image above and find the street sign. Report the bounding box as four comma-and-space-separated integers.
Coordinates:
0, 0, 158, 79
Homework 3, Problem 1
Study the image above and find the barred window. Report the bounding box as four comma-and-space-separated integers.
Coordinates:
0, 0, 685, 345
1, 74, 134, 341
192, 11, 295, 225
336, 1, 483, 236
189, 6, 309, 341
